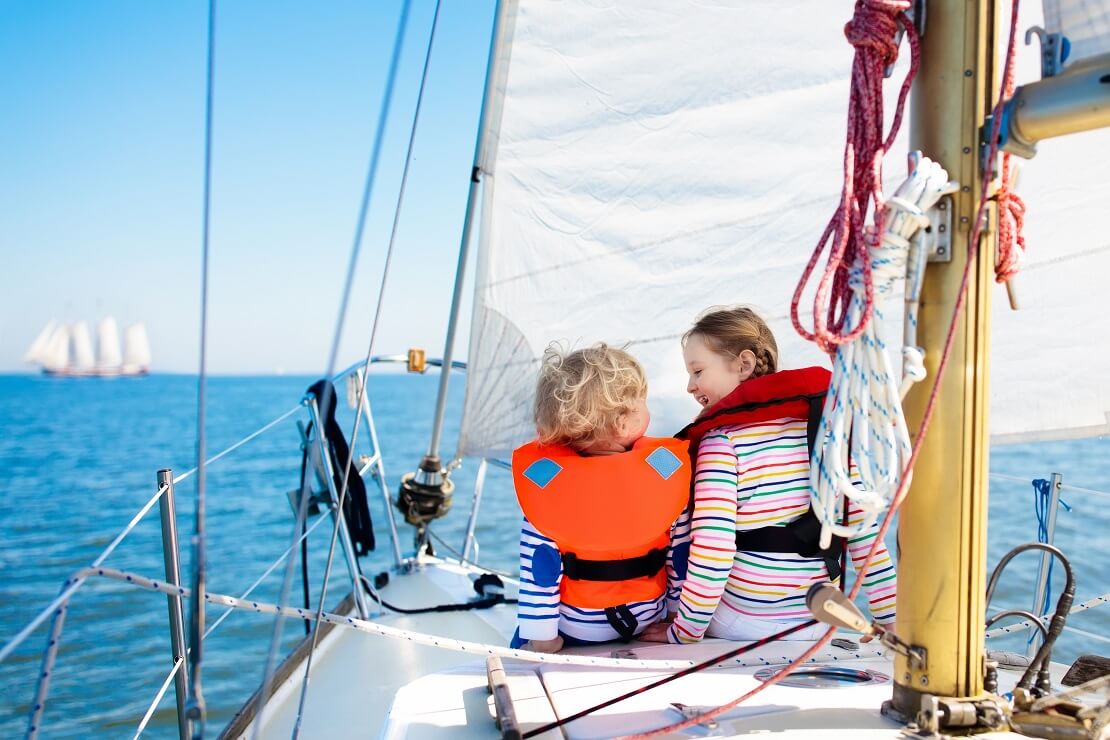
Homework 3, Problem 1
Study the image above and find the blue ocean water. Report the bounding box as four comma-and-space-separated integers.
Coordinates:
0, 373, 1107, 737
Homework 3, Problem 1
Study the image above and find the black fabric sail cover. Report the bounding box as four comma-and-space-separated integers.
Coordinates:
305, 379, 375, 556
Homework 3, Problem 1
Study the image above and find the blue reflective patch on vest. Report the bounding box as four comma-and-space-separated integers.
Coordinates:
532, 544, 561, 587
522, 458, 562, 489
645, 447, 682, 480
671, 540, 690, 580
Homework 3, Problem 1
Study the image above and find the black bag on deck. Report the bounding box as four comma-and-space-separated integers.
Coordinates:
305, 379, 375, 555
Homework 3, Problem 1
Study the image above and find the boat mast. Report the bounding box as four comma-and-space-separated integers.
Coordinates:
894, 0, 998, 714
399, 0, 516, 538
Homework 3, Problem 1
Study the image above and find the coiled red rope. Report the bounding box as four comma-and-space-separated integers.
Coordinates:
995, 107, 1027, 282
791, 0, 919, 354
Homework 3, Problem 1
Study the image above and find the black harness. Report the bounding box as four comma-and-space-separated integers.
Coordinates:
732, 394, 847, 582
560, 548, 669, 582
560, 547, 670, 641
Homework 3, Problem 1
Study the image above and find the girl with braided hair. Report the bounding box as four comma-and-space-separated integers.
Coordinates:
641, 306, 896, 644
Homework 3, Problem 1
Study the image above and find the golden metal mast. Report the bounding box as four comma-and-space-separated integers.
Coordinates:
893, 0, 999, 716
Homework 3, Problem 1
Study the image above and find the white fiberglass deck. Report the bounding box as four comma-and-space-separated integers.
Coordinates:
227, 558, 1091, 739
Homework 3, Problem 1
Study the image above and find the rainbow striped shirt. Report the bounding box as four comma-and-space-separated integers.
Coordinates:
668, 418, 897, 644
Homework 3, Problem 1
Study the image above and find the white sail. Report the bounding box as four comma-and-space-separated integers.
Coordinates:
23, 320, 58, 363
990, 0, 1110, 442
70, 321, 96, 370
1042, 0, 1110, 66
42, 323, 71, 372
122, 323, 151, 371
96, 316, 123, 369
458, 0, 1110, 460
458, 0, 905, 460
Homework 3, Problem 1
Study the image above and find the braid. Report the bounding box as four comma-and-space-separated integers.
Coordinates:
752, 347, 775, 377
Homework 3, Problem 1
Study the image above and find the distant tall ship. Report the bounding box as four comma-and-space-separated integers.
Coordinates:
24, 318, 151, 377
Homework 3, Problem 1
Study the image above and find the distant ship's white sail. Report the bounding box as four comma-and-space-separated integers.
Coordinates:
43, 324, 71, 372
26, 315, 149, 376
1042, 0, 1110, 66
96, 317, 123, 369
70, 321, 96, 370
24, 320, 58, 363
122, 323, 151, 371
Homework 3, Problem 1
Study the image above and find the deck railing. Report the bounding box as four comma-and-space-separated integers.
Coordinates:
0, 356, 487, 738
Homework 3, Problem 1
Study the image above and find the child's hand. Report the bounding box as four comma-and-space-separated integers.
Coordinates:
523, 637, 564, 653
638, 622, 672, 642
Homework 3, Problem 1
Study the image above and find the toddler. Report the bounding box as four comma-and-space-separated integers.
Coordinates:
512, 343, 691, 652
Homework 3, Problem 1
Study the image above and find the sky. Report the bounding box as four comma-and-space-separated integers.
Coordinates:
0, 0, 497, 374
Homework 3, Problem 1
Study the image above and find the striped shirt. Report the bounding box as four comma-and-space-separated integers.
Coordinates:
668, 418, 897, 644
517, 511, 690, 644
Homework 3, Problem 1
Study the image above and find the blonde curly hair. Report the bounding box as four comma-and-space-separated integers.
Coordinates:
683, 305, 778, 378
534, 342, 647, 448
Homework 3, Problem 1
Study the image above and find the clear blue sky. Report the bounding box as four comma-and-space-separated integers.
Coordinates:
0, 0, 497, 374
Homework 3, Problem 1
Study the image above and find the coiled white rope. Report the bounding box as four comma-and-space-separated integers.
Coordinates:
812, 154, 958, 547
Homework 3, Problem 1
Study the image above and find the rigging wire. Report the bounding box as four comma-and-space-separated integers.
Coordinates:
991, 471, 1110, 501
426, 529, 517, 579
521, 621, 820, 738
187, 1, 217, 736
258, 2, 422, 737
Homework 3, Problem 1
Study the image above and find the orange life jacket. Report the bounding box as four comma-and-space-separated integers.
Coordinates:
512, 436, 690, 611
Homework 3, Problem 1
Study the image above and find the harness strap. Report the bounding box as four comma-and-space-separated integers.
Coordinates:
736, 394, 848, 581
603, 605, 639, 642
806, 394, 823, 454
561, 548, 668, 582
735, 510, 846, 581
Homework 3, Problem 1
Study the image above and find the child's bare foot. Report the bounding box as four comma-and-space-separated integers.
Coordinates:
524, 637, 564, 653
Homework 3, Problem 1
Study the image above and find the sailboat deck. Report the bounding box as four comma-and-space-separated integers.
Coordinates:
225, 559, 1081, 739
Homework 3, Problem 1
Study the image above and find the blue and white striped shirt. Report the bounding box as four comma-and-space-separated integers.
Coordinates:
516, 512, 691, 643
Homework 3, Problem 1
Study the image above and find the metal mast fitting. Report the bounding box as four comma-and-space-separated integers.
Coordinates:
996, 50, 1110, 158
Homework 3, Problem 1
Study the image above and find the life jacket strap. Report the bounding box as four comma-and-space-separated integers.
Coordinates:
735, 509, 846, 581
561, 547, 668, 582
603, 604, 639, 642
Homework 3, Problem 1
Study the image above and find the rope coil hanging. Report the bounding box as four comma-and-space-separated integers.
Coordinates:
789, 0, 932, 546
790, 0, 919, 352
811, 155, 957, 545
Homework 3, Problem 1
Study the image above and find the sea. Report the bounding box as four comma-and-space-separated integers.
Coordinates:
0, 372, 1107, 737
